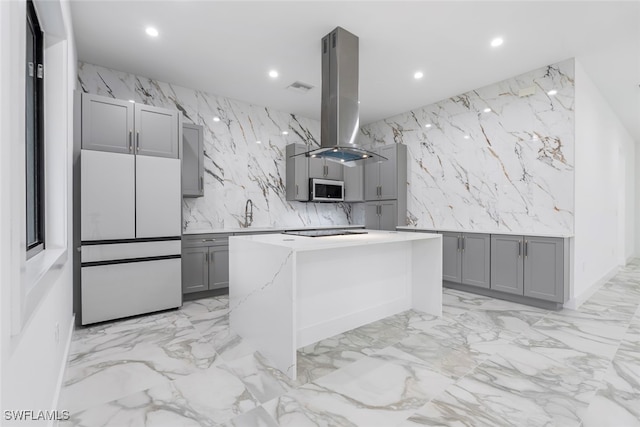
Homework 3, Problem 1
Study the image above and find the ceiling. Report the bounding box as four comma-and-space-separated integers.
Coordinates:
70, 1, 640, 141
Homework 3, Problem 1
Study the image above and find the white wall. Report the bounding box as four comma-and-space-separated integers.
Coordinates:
572, 59, 636, 304
0, 0, 76, 423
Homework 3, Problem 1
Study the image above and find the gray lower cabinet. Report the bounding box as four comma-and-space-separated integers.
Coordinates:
491, 235, 568, 303
182, 234, 230, 294
182, 123, 204, 197
441, 232, 490, 288
365, 201, 397, 230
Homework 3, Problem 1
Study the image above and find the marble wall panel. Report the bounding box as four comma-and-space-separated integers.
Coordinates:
360, 59, 575, 234
78, 62, 356, 231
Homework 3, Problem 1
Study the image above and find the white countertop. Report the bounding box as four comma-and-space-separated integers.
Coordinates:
183, 224, 365, 235
230, 230, 440, 252
396, 226, 574, 239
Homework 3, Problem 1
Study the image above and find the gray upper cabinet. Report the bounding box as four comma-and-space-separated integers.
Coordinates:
524, 237, 567, 302
441, 232, 490, 288
309, 157, 343, 180
182, 123, 204, 197
364, 144, 406, 201
81, 94, 134, 154
344, 164, 364, 202
442, 232, 462, 283
286, 143, 309, 201
491, 235, 524, 295
134, 104, 179, 159
81, 93, 179, 159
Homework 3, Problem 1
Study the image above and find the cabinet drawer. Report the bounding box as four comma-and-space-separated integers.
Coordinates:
182, 233, 231, 247
81, 258, 181, 325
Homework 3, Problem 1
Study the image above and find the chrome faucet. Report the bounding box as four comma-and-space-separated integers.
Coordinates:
244, 199, 254, 228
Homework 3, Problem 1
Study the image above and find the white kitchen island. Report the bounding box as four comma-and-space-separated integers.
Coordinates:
229, 230, 442, 380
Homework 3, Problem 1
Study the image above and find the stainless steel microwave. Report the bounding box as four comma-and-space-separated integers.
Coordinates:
309, 178, 344, 202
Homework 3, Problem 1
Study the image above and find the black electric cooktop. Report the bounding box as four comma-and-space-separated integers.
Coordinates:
283, 229, 369, 238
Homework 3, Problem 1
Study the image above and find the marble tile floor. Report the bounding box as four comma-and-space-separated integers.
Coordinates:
59, 260, 640, 426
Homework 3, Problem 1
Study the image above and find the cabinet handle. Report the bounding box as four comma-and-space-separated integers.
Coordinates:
296, 184, 299, 196
518, 240, 522, 258
202, 238, 216, 242
461, 236, 465, 251
128, 130, 133, 152
524, 240, 528, 257
457, 236, 460, 252
205, 252, 208, 263
200, 177, 203, 190
136, 131, 140, 153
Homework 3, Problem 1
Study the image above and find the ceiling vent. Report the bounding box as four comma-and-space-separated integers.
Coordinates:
287, 81, 314, 94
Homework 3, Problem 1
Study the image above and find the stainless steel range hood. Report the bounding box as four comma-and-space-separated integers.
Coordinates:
301, 27, 386, 166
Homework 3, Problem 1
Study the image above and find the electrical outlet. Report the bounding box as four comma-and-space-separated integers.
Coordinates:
55, 323, 59, 344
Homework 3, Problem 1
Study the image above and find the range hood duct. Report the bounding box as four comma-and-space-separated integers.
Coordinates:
301, 27, 386, 166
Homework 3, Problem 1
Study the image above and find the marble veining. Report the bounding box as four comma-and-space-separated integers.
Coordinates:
59, 259, 640, 426
361, 59, 575, 235
77, 62, 358, 232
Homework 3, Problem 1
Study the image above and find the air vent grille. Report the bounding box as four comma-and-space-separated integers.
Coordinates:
287, 81, 314, 94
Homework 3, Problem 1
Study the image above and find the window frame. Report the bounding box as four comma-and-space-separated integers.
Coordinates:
25, 0, 45, 259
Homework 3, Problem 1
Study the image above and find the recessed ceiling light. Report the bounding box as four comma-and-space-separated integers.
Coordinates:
490, 37, 503, 47
464, 135, 470, 139
547, 89, 558, 96
145, 27, 159, 37
332, 148, 338, 152
311, 154, 317, 158
362, 154, 368, 158
414, 71, 424, 79
128, 99, 135, 103
340, 159, 345, 162
256, 140, 262, 144
483, 108, 491, 113
425, 124, 432, 128
213, 116, 220, 122
268, 70, 279, 78
282, 131, 289, 135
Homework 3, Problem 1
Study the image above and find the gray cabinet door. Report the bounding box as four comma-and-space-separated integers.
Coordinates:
182, 123, 203, 197
286, 143, 309, 201
209, 246, 229, 289
344, 164, 364, 202
308, 156, 325, 178
182, 246, 208, 293
325, 159, 344, 180
378, 144, 398, 200
364, 202, 380, 229
81, 94, 134, 154
442, 232, 462, 283
134, 103, 179, 159
461, 233, 490, 288
491, 234, 524, 295
379, 200, 398, 231
364, 158, 380, 201
524, 237, 564, 302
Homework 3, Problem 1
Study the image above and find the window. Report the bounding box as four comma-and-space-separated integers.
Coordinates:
26, 0, 44, 258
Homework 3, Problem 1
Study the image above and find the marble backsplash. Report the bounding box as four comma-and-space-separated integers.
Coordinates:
361, 59, 575, 235
77, 62, 359, 231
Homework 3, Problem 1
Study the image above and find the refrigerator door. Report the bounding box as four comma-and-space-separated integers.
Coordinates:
135, 155, 182, 238
81, 150, 135, 241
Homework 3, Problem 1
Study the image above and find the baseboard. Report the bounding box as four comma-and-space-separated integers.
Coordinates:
564, 267, 619, 310
49, 314, 75, 427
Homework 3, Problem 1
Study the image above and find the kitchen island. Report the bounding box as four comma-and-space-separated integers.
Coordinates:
229, 230, 442, 379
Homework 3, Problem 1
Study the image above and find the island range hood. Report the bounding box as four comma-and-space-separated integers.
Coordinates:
300, 27, 386, 166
